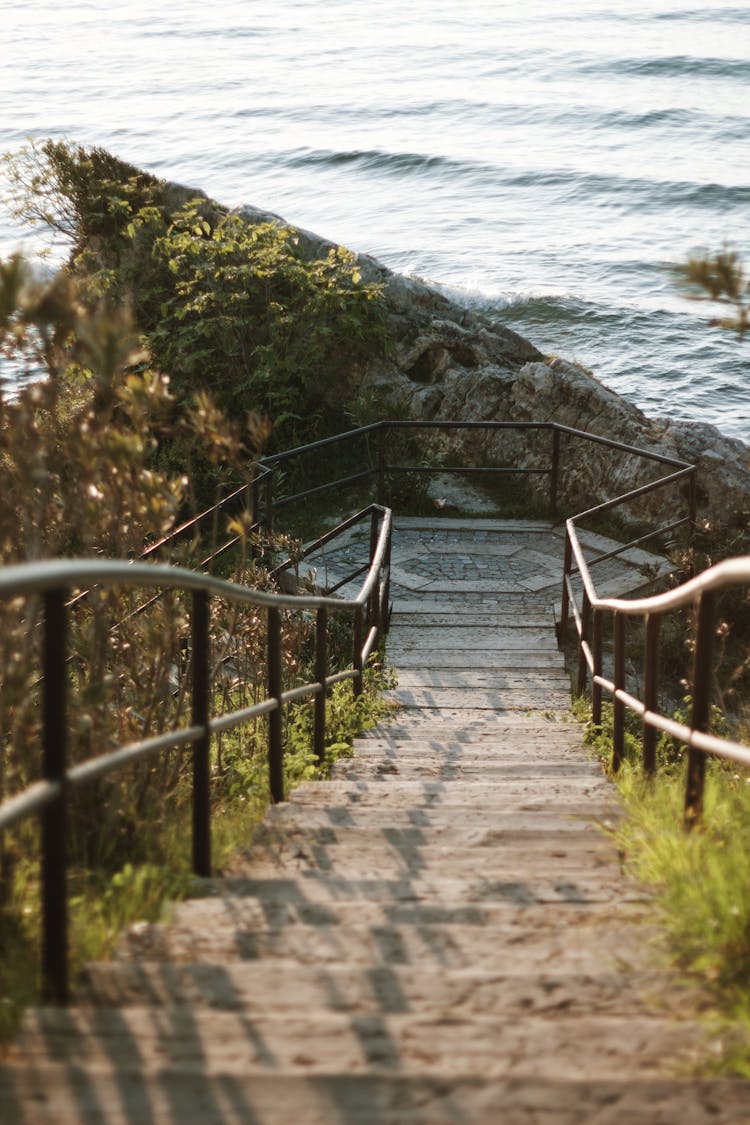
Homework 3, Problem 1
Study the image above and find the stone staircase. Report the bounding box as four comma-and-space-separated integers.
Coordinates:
1, 519, 748, 1122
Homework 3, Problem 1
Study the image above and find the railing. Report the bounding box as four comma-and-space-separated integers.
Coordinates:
256, 419, 696, 532
131, 419, 695, 575
0, 504, 392, 1003
0, 416, 725, 1008
562, 512, 750, 825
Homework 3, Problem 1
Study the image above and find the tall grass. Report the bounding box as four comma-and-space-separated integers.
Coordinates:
582, 703, 750, 1074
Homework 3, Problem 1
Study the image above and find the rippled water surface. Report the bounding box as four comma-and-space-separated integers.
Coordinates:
1, 1, 749, 437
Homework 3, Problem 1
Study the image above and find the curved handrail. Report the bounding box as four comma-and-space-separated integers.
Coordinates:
563, 481, 750, 830
570, 545, 750, 618
0, 503, 392, 1001
0, 527, 390, 611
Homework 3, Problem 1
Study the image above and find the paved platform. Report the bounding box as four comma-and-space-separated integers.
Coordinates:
1, 519, 747, 1123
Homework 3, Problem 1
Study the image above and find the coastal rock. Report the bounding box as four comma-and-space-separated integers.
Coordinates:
234, 201, 748, 526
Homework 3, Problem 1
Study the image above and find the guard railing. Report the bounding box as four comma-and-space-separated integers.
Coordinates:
0, 504, 392, 1002
562, 512, 750, 826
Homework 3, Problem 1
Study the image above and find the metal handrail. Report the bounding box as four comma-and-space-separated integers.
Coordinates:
561, 477, 750, 828
254, 418, 693, 532
0, 503, 392, 1002
0, 411, 731, 1009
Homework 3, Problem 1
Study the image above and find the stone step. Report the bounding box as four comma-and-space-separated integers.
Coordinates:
249, 821, 612, 856
332, 759, 605, 780
349, 736, 589, 755
216, 869, 635, 907
1, 1067, 745, 1125
387, 689, 571, 710
391, 579, 559, 594
9, 1007, 702, 1081
357, 716, 583, 738
394, 517, 557, 532
211, 863, 634, 902
389, 652, 567, 671
374, 706, 575, 721
391, 598, 557, 614
348, 747, 593, 765
168, 882, 629, 934
285, 776, 612, 806
389, 627, 559, 649
263, 806, 621, 835
335, 747, 602, 765
114, 908, 646, 967
392, 671, 568, 689
77, 961, 672, 1018
393, 612, 556, 628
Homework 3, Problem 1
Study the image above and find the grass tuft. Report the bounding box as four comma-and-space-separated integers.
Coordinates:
579, 700, 750, 1073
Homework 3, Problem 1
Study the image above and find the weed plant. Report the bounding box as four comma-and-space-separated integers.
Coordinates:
580, 699, 750, 1073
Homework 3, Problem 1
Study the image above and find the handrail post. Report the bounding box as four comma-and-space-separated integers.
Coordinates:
369, 510, 380, 633
376, 425, 386, 506
41, 589, 69, 1004
685, 590, 715, 825
688, 471, 697, 576
250, 468, 260, 528
643, 613, 660, 775
591, 608, 603, 727
314, 607, 328, 765
576, 591, 591, 697
382, 521, 392, 635
265, 468, 274, 536
550, 427, 560, 518
191, 590, 211, 877
612, 611, 626, 772
353, 605, 364, 698
267, 607, 285, 802
558, 532, 572, 645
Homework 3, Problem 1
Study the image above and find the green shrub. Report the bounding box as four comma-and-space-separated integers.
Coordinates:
4, 140, 389, 463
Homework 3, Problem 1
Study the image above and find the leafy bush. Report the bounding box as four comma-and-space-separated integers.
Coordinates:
4, 140, 389, 460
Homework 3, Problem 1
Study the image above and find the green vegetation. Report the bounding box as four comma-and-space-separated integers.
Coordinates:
0, 143, 397, 1044
579, 700, 750, 1073
675, 248, 749, 338
3, 140, 389, 494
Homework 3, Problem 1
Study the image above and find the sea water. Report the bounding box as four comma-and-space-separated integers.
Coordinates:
1, 0, 749, 438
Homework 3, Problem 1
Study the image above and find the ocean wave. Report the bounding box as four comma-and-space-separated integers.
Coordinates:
582, 55, 750, 81
654, 6, 750, 22
278, 147, 481, 178
490, 292, 696, 333
271, 148, 750, 213
501, 170, 750, 211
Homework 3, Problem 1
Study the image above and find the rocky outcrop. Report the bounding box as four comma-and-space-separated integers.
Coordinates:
234, 201, 750, 527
